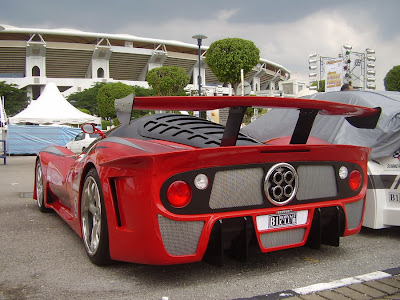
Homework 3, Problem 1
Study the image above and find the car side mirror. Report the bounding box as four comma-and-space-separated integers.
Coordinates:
81, 123, 95, 134
81, 123, 106, 139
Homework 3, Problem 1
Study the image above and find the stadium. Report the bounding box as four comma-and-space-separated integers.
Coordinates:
0, 24, 293, 100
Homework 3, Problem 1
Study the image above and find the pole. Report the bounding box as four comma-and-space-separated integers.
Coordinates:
197, 39, 202, 96
241, 69, 244, 96
192, 34, 207, 119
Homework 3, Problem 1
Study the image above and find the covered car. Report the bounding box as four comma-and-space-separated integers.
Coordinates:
34, 94, 380, 265
242, 90, 400, 229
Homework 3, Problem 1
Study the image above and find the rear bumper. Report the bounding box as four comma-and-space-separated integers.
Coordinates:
103, 144, 368, 264
108, 197, 364, 265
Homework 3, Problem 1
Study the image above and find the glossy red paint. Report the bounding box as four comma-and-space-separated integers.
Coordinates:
33, 95, 376, 265
132, 95, 378, 117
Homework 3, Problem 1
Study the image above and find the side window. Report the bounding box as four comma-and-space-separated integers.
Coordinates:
75, 132, 84, 141
89, 133, 100, 138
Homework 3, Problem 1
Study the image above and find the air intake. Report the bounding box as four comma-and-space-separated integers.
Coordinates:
139, 114, 260, 148
260, 228, 306, 249
345, 199, 364, 229
158, 215, 204, 256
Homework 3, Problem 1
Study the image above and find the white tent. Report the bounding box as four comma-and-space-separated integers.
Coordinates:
9, 83, 101, 125
0, 96, 7, 126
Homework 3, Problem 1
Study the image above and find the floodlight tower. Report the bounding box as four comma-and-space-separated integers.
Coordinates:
308, 45, 376, 91
365, 48, 377, 90
308, 53, 336, 91
341, 44, 376, 90
308, 53, 319, 90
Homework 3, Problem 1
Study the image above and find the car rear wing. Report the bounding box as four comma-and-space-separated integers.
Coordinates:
114, 94, 381, 146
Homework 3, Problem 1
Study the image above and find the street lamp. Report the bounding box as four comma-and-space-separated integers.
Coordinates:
192, 34, 207, 96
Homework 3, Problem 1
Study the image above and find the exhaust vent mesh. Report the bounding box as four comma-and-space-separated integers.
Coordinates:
210, 168, 264, 209
260, 228, 306, 249
296, 165, 337, 200
158, 215, 204, 256
345, 199, 364, 229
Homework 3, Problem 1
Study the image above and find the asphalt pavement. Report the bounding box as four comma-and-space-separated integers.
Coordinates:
237, 268, 400, 299
1, 155, 399, 300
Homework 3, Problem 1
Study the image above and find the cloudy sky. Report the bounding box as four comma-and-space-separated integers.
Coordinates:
1, 0, 399, 90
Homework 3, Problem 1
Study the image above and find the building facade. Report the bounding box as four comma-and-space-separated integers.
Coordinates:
0, 25, 291, 100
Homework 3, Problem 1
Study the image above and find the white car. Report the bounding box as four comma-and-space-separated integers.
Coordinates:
65, 131, 100, 154
364, 151, 400, 228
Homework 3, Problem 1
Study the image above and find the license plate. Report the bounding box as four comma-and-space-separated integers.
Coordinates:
256, 210, 308, 231
269, 213, 297, 228
389, 192, 400, 202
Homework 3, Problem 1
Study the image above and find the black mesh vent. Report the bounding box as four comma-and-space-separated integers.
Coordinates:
109, 113, 261, 148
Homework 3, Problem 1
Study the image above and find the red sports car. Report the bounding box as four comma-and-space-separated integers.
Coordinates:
33, 95, 380, 266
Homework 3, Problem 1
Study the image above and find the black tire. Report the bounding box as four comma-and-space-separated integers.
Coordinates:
80, 168, 110, 265
35, 160, 51, 213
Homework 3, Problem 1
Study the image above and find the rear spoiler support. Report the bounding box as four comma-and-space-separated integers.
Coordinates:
289, 107, 381, 144
220, 106, 248, 147
290, 109, 319, 144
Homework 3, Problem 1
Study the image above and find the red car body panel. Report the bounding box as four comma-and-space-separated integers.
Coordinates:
33, 96, 378, 265
130, 95, 378, 117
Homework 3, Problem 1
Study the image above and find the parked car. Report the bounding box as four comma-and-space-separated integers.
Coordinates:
364, 152, 400, 228
65, 131, 101, 154
34, 94, 380, 265
243, 90, 400, 229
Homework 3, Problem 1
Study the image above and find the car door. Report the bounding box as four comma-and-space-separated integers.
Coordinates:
71, 132, 85, 153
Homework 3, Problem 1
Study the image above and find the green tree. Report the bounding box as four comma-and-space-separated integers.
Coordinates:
131, 85, 156, 119
205, 38, 260, 94
78, 108, 91, 115
311, 80, 325, 92
243, 107, 264, 124
146, 66, 189, 96
0, 81, 29, 116
132, 85, 156, 97
67, 82, 107, 115
97, 82, 134, 120
384, 65, 400, 91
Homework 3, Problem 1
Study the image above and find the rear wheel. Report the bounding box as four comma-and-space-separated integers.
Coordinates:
35, 160, 51, 213
81, 168, 110, 265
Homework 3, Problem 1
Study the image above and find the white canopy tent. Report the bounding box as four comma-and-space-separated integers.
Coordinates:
0, 96, 7, 126
9, 83, 101, 125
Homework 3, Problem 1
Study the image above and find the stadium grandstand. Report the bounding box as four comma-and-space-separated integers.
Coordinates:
0, 24, 292, 100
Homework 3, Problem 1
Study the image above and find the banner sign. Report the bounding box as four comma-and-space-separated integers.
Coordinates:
325, 59, 343, 92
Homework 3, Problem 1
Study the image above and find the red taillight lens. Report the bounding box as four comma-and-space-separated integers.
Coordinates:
167, 181, 192, 208
349, 170, 362, 191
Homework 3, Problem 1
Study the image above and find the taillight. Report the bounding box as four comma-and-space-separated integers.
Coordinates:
349, 170, 362, 191
167, 181, 192, 208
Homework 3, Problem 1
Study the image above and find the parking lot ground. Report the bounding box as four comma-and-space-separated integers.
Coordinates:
239, 268, 400, 300
1, 155, 400, 300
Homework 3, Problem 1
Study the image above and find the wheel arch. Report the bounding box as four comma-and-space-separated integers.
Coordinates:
78, 162, 97, 202
34, 155, 53, 212
33, 156, 41, 200
78, 162, 109, 225
79, 163, 111, 265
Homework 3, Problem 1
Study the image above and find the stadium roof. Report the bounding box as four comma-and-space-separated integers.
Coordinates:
0, 24, 291, 90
